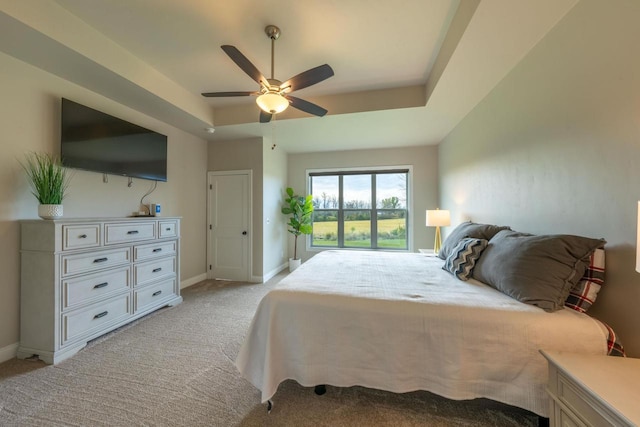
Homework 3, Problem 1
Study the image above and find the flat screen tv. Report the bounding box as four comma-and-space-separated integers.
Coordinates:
60, 98, 168, 182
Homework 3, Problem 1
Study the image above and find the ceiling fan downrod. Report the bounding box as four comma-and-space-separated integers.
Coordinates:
265, 25, 280, 80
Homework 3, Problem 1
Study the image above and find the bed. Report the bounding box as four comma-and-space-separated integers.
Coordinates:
236, 232, 621, 417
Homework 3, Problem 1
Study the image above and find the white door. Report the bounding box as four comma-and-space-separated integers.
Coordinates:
207, 171, 251, 281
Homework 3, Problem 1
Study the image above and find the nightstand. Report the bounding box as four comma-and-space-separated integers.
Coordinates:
541, 351, 640, 426
418, 249, 438, 257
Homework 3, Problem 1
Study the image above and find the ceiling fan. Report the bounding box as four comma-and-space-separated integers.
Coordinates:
201, 25, 334, 123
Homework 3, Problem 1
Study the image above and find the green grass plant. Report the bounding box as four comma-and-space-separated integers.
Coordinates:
21, 152, 71, 204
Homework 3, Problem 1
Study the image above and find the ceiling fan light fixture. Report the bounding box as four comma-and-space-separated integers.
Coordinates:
256, 92, 289, 114
202, 24, 333, 123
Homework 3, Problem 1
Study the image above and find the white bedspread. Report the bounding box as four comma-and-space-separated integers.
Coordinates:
236, 250, 609, 416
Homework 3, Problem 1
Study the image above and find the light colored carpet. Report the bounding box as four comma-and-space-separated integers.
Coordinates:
0, 272, 539, 426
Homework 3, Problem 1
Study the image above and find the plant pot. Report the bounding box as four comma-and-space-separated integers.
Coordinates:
38, 204, 63, 220
289, 258, 301, 272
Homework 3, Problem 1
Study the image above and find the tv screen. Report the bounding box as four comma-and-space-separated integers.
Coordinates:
60, 98, 168, 182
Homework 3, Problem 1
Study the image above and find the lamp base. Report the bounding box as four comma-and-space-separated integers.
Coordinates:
433, 226, 442, 256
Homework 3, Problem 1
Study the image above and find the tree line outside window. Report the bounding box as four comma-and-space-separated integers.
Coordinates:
309, 169, 409, 250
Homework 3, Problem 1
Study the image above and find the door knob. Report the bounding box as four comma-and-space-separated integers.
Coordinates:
242, 231, 247, 235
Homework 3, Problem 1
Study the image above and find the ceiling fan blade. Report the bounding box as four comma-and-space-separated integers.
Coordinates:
221, 45, 266, 85
259, 110, 273, 123
286, 96, 328, 117
201, 91, 257, 97
281, 64, 334, 93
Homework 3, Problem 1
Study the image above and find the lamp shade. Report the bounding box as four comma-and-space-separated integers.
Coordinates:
426, 209, 451, 227
256, 93, 289, 114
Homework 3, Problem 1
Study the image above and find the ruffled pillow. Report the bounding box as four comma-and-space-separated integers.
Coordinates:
472, 230, 606, 312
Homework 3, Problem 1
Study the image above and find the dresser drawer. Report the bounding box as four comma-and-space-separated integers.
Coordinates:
559, 408, 586, 427
61, 293, 131, 345
105, 222, 156, 244
134, 240, 177, 262
61, 266, 131, 310
158, 220, 178, 239
62, 224, 101, 251
557, 372, 609, 426
134, 257, 176, 287
61, 247, 131, 277
134, 278, 176, 313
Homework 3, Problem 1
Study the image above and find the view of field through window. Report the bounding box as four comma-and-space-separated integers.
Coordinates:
310, 171, 408, 249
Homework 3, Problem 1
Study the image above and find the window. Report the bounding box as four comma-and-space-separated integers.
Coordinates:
309, 169, 409, 250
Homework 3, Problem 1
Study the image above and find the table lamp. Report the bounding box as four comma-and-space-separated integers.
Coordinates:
426, 209, 451, 255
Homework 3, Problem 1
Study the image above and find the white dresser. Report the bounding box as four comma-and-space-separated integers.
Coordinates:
18, 217, 182, 364
542, 351, 640, 427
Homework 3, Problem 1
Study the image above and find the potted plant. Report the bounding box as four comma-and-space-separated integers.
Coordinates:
21, 152, 71, 219
281, 187, 314, 272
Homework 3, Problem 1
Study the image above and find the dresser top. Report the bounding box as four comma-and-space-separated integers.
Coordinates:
21, 217, 181, 223
541, 351, 640, 424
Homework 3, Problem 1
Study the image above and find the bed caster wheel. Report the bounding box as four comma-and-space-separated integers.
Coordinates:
314, 385, 326, 395
267, 399, 273, 413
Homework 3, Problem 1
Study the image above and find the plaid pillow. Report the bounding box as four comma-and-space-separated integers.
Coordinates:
443, 238, 488, 281
602, 321, 626, 357
565, 248, 605, 313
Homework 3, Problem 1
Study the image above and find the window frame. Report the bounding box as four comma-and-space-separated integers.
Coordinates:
306, 165, 413, 252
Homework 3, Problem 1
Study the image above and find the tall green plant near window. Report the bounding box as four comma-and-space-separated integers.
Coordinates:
281, 187, 314, 260
21, 152, 71, 204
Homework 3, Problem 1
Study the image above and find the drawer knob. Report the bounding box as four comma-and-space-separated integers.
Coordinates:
152, 248, 163, 253
93, 282, 109, 289
79, 234, 87, 239
94, 311, 108, 319
127, 230, 139, 235
152, 290, 162, 297
93, 257, 108, 263
166, 228, 171, 231
152, 267, 162, 273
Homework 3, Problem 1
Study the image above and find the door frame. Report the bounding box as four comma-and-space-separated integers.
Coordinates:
206, 170, 253, 281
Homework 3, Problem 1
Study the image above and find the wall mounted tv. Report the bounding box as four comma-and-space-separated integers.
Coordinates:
60, 98, 168, 182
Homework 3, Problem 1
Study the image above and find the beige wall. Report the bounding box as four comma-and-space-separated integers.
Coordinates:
207, 136, 288, 281
439, 0, 640, 356
207, 137, 264, 280
288, 145, 439, 261
262, 139, 289, 278
0, 52, 208, 356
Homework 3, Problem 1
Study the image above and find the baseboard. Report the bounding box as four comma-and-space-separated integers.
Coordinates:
262, 262, 288, 283
181, 267, 285, 287
181, 273, 207, 289
0, 342, 19, 363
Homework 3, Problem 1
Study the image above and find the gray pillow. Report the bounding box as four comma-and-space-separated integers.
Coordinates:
438, 221, 510, 260
472, 230, 606, 312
